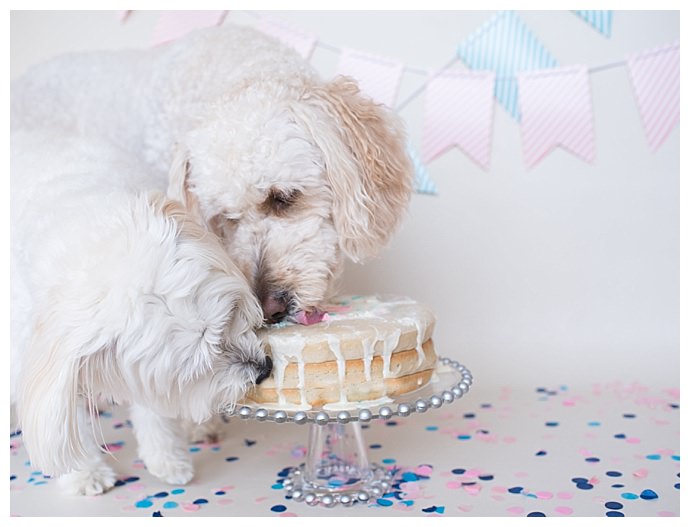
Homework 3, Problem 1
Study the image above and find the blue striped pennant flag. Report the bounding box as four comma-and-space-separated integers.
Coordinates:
573, 10, 613, 38
408, 146, 438, 195
457, 11, 558, 121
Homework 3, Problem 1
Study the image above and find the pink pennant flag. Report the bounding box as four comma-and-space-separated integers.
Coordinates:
518, 65, 596, 169
255, 15, 317, 60
422, 70, 495, 169
334, 48, 404, 107
627, 41, 679, 152
151, 10, 228, 47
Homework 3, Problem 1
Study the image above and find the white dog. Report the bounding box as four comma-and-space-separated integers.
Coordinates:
11, 24, 414, 323
11, 128, 272, 495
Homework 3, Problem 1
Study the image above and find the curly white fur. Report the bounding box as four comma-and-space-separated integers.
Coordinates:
11, 129, 270, 495
11, 24, 414, 322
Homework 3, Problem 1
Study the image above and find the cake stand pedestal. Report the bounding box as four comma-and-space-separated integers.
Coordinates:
228, 357, 472, 507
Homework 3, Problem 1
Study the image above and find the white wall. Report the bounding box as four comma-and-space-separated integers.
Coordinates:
10, 10, 680, 388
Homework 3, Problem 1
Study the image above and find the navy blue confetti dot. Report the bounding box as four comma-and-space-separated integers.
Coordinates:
451, 468, 466, 475
244, 439, 256, 446
422, 505, 438, 512
125, 476, 140, 483
536, 387, 547, 392
463, 413, 476, 419
478, 474, 494, 481
611, 484, 625, 488
152, 511, 163, 517
545, 421, 559, 427
508, 486, 524, 494
577, 483, 594, 490
606, 511, 625, 517
113, 479, 125, 487
640, 489, 658, 500
271, 504, 287, 512
462, 482, 477, 486
606, 471, 622, 477
277, 467, 291, 478
215, 490, 226, 495
481, 403, 492, 408
527, 512, 546, 517
193, 498, 208, 505
385, 421, 398, 426
674, 483, 680, 490
10, 475, 17, 481
571, 477, 588, 484
225, 456, 239, 462
585, 457, 600, 463
605, 501, 623, 510
669, 403, 679, 409
614, 434, 626, 439
361, 424, 370, 429
622, 413, 636, 418
536, 450, 547, 456
153, 492, 169, 498
370, 444, 382, 449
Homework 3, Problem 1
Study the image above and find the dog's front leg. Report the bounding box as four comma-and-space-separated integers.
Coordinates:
57, 403, 118, 496
130, 404, 194, 485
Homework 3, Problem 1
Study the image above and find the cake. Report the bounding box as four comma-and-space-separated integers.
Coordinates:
243, 295, 437, 410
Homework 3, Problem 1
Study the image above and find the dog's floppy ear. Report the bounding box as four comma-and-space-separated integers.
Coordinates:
17, 319, 92, 476
167, 145, 203, 220
297, 76, 414, 263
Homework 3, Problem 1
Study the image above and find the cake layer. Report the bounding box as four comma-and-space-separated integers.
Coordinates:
245, 340, 437, 408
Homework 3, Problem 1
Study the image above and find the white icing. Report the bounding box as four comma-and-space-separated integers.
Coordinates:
322, 395, 394, 411
381, 327, 401, 379
361, 328, 378, 382
268, 334, 306, 406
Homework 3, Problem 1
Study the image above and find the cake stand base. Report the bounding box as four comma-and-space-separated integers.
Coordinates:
282, 422, 392, 507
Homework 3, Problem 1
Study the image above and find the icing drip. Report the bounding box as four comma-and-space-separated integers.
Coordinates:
327, 335, 348, 404
362, 328, 379, 382
268, 334, 306, 406
381, 328, 401, 379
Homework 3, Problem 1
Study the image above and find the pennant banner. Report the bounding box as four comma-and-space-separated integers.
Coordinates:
254, 16, 318, 60
573, 10, 613, 38
422, 70, 496, 169
626, 41, 680, 152
151, 10, 227, 47
457, 10, 558, 121
518, 65, 596, 169
335, 48, 404, 108
408, 147, 438, 195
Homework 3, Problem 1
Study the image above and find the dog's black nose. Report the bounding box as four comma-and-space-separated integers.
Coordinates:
256, 356, 273, 385
261, 291, 290, 324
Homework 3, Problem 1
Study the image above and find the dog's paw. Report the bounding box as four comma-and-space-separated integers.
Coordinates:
185, 415, 227, 444
145, 453, 194, 485
58, 463, 117, 496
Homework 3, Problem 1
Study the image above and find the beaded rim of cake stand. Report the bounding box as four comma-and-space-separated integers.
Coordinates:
227, 357, 473, 425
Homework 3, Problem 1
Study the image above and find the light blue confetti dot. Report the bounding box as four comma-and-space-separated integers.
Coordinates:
162, 501, 178, 509
621, 493, 638, 500
671, 455, 680, 461
588, 422, 601, 427
170, 488, 185, 495
33, 481, 48, 485
425, 426, 439, 431
646, 454, 662, 460
382, 458, 396, 465
189, 447, 201, 452
457, 435, 472, 440
135, 499, 154, 508
376, 498, 393, 507
271, 483, 284, 489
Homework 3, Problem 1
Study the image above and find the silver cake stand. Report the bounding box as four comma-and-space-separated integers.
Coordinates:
226, 357, 472, 508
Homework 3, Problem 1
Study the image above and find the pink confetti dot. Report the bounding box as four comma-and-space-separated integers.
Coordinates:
465, 469, 481, 477
492, 486, 508, 494
255, 496, 268, 503
626, 437, 641, 444
415, 465, 433, 476
556, 492, 573, 500
457, 504, 473, 512
279, 512, 298, 517
463, 484, 481, 496
502, 436, 517, 444
182, 503, 200, 512
633, 469, 649, 479
446, 481, 462, 489
554, 506, 573, 515
658, 511, 677, 517
507, 506, 524, 515
535, 491, 553, 500
127, 483, 145, 492
217, 499, 233, 505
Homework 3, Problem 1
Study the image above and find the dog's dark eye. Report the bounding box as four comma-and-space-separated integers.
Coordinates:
263, 188, 301, 215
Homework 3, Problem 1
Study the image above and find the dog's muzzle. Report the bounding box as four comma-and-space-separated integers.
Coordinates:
255, 356, 273, 385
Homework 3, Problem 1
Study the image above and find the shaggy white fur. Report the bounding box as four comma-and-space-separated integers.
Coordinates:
11, 129, 271, 495
11, 24, 414, 323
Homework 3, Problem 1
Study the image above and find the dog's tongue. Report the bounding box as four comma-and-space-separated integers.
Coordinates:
293, 309, 329, 326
